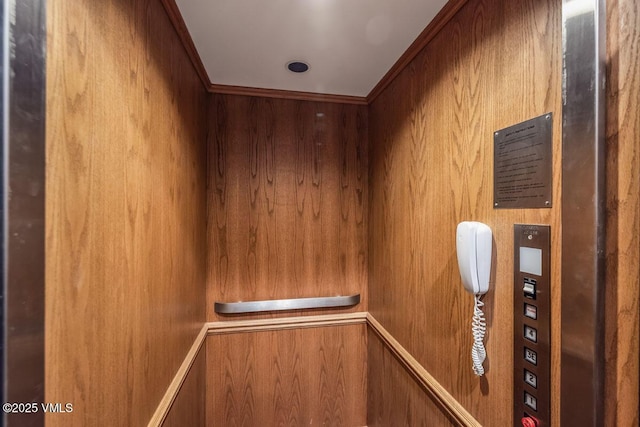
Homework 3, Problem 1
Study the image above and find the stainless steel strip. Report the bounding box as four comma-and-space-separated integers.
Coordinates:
2, 0, 46, 426
561, 0, 606, 425
214, 294, 361, 314
1, 0, 7, 414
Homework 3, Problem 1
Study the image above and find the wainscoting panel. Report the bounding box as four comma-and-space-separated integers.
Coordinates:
162, 347, 206, 427
367, 328, 455, 427
206, 323, 367, 426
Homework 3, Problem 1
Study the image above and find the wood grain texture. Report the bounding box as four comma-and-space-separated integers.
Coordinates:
605, 0, 640, 425
210, 84, 368, 105
366, 0, 468, 103
367, 314, 479, 427
161, 0, 368, 105
367, 328, 455, 427
160, 0, 211, 89
149, 325, 207, 426
162, 345, 206, 427
206, 324, 367, 426
45, 0, 208, 425
208, 312, 367, 335
367, 0, 562, 425
207, 94, 368, 321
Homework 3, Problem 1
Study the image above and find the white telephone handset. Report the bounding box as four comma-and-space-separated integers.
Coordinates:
456, 221, 493, 376
456, 221, 492, 294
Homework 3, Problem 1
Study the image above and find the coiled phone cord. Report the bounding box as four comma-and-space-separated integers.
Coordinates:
471, 294, 487, 376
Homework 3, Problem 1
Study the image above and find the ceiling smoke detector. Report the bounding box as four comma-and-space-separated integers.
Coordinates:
286, 61, 309, 73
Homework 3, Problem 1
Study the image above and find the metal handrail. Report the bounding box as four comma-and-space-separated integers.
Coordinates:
214, 294, 361, 314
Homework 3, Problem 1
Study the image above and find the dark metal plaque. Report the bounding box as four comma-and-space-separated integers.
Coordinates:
493, 113, 553, 209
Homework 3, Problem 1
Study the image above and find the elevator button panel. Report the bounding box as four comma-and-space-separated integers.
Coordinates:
514, 225, 550, 426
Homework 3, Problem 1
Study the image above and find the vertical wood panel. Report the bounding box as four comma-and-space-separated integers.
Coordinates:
206, 325, 367, 426
207, 94, 368, 321
367, 329, 455, 427
367, 0, 562, 425
45, 0, 207, 425
163, 348, 206, 427
605, 0, 640, 425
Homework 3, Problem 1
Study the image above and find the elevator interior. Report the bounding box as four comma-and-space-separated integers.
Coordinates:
3, 0, 639, 426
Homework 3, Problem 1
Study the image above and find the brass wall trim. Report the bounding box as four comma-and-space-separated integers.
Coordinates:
561, 0, 606, 425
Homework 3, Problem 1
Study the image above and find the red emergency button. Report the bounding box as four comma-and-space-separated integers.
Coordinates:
521, 416, 539, 427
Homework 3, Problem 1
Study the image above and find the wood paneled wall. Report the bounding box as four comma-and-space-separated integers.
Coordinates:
367, 0, 562, 425
206, 325, 367, 426
45, 0, 207, 425
163, 349, 206, 427
207, 94, 368, 321
367, 329, 455, 426
605, 0, 640, 425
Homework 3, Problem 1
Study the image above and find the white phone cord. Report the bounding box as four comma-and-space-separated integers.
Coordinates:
471, 294, 487, 376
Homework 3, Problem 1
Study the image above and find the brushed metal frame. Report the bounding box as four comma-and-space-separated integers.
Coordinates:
2, 0, 46, 425
561, 0, 606, 425
215, 294, 361, 314
1, 0, 6, 410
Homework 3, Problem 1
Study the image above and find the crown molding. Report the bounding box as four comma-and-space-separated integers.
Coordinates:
366, 0, 468, 103
162, 0, 467, 105
161, 0, 212, 89
209, 84, 368, 105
